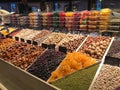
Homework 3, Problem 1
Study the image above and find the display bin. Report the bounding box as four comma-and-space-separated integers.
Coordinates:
0, 59, 60, 90
88, 37, 114, 90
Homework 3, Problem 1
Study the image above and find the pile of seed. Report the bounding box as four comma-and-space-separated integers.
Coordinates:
91, 64, 120, 90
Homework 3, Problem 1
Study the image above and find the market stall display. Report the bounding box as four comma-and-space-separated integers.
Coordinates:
80, 10, 89, 30
47, 12, 53, 28
18, 16, 29, 27
48, 52, 96, 82
108, 17, 120, 31
65, 12, 74, 31
10, 14, 20, 26
56, 33, 85, 52
99, 8, 112, 31
71, 12, 80, 31
42, 13, 48, 27
29, 12, 43, 28
88, 11, 99, 31
91, 64, 120, 90
27, 49, 66, 81
78, 36, 111, 59
59, 12, 65, 27
29, 13, 34, 28
53, 12, 59, 28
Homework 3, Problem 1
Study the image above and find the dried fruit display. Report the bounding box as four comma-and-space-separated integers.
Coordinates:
88, 11, 99, 31
29, 12, 43, 28
27, 49, 66, 81
12, 45, 45, 70
80, 11, 89, 30
53, 12, 59, 27
29, 13, 34, 27
48, 52, 96, 82
79, 36, 111, 59
42, 13, 48, 27
42, 32, 66, 45
0, 42, 30, 62
32, 30, 51, 41
91, 64, 120, 90
71, 12, 80, 31
99, 8, 112, 31
47, 12, 53, 27
0, 38, 16, 53
59, 12, 65, 27
107, 41, 120, 56
18, 16, 29, 27
0, 27, 17, 36
65, 12, 74, 31
56, 33, 84, 52
0, 40, 45, 69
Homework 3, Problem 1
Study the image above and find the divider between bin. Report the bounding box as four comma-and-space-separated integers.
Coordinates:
76, 35, 89, 52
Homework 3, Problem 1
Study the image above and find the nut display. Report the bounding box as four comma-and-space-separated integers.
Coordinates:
56, 33, 84, 52
79, 36, 111, 59
48, 52, 96, 82
14, 29, 34, 38
0, 42, 31, 61
42, 32, 66, 45
32, 30, 51, 41
107, 41, 120, 56
91, 64, 120, 90
0, 41, 45, 70
23, 30, 40, 40
27, 49, 66, 81
0, 38, 16, 53
12, 45, 45, 70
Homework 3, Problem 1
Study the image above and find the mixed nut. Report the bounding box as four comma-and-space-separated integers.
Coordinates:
79, 36, 111, 59
56, 33, 84, 52
91, 64, 120, 90
42, 32, 66, 45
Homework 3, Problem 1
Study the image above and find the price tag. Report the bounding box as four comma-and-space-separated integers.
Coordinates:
59, 46, 67, 53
